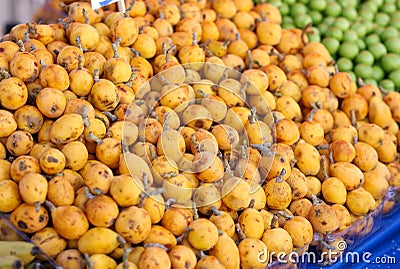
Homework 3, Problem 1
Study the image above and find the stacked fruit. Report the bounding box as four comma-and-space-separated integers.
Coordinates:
271, 0, 400, 91
0, 0, 400, 268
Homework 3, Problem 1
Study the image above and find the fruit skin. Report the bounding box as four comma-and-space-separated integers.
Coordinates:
0, 241, 40, 265
78, 227, 121, 255
188, 218, 219, 251
0, 255, 23, 269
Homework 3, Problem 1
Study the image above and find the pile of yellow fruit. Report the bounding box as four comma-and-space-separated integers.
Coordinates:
1, 0, 400, 268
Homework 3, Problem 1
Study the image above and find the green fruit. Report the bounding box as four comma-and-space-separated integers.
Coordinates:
309, 11, 323, 24
368, 42, 387, 60
323, 17, 336, 26
310, 0, 327, 11
333, 17, 351, 31
389, 70, 400, 88
283, 0, 296, 4
372, 65, 385, 81
380, 3, 397, 14
322, 37, 340, 55
356, 39, 367, 50
375, 12, 391, 27
359, 9, 375, 21
380, 79, 396, 91
390, 17, 400, 30
325, 2, 342, 17
268, 0, 282, 7
354, 64, 374, 80
338, 0, 358, 7
290, 3, 307, 17
362, 1, 379, 13
363, 79, 378, 87
365, 34, 381, 46
325, 26, 343, 41
342, 8, 358, 21
385, 37, 400, 54
351, 22, 367, 38
280, 3, 290, 15
318, 24, 330, 34
381, 53, 400, 73
336, 57, 353, 72
342, 30, 358, 42
282, 16, 294, 25
356, 51, 375, 65
295, 14, 313, 29
380, 26, 399, 41
308, 28, 321, 42
338, 42, 359, 60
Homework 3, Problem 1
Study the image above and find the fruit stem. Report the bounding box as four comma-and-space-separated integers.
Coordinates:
176, 227, 193, 243
130, 48, 141, 58
247, 50, 253, 70
276, 168, 286, 183
93, 68, 100, 83
149, 145, 157, 161
192, 32, 198, 46
196, 89, 208, 98
84, 186, 96, 199
290, 158, 297, 168
307, 108, 318, 122
163, 112, 170, 130
93, 187, 104, 195
58, 1, 69, 12
251, 143, 272, 156
165, 198, 176, 210
320, 240, 335, 251
353, 135, 358, 145
301, 22, 312, 46
102, 111, 118, 122
122, 247, 132, 269
83, 254, 93, 269
248, 199, 255, 209
16, 39, 25, 52
30, 44, 36, 51
88, 132, 103, 145
270, 214, 279, 228
0, 68, 11, 80
210, 205, 221, 216
77, 54, 83, 70
125, 0, 136, 16
34, 201, 41, 213
248, 107, 257, 124
328, 148, 334, 165
350, 109, 357, 128
357, 77, 365, 87
161, 171, 178, 178
44, 200, 56, 212
159, 11, 165, 20
277, 210, 293, 219
125, 70, 137, 88
24, 28, 30, 42
240, 81, 249, 99
112, 43, 119, 59
192, 201, 199, 219
82, 8, 90, 25
117, 235, 127, 246
310, 194, 323, 205
272, 111, 281, 124
76, 35, 84, 52
222, 39, 231, 48
235, 223, 247, 240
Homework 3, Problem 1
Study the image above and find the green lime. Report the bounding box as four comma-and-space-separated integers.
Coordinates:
325, 26, 343, 41
363, 20, 375, 33
309, 10, 323, 24
333, 17, 351, 31
282, 23, 295, 29
369, 0, 384, 6
356, 39, 367, 50
375, 12, 391, 27
359, 9, 375, 21
338, 0, 358, 7
381, 53, 400, 73
280, 3, 290, 15
336, 57, 353, 71
298, 0, 310, 4
380, 3, 397, 14
380, 26, 399, 41
283, 0, 296, 4
290, 3, 307, 17
365, 34, 381, 46
390, 17, 400, 30
268, 0, 282, 7
351, 22, 367, 38
355, 64, 374, 79
380, 79, 396, 91
318, 23, 330, 34
385, 37, 400, 54
356, 50, 375, 65
343, 29, 358, 42
339, 42, 359, 60
322, 37, 340, 55
309, 0, 327, 11
323, 17, 336, 26
325, 2, 342, 17
362, 1, 379, 12
342, 8, 358, 21
364, 79, 378, 86
295, 14, 313, 29
388, 70, 400, 88
282, 16, 294, 25
368, 42, 387, 60
372, 65, 385, 81
308, 27, 321, 42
